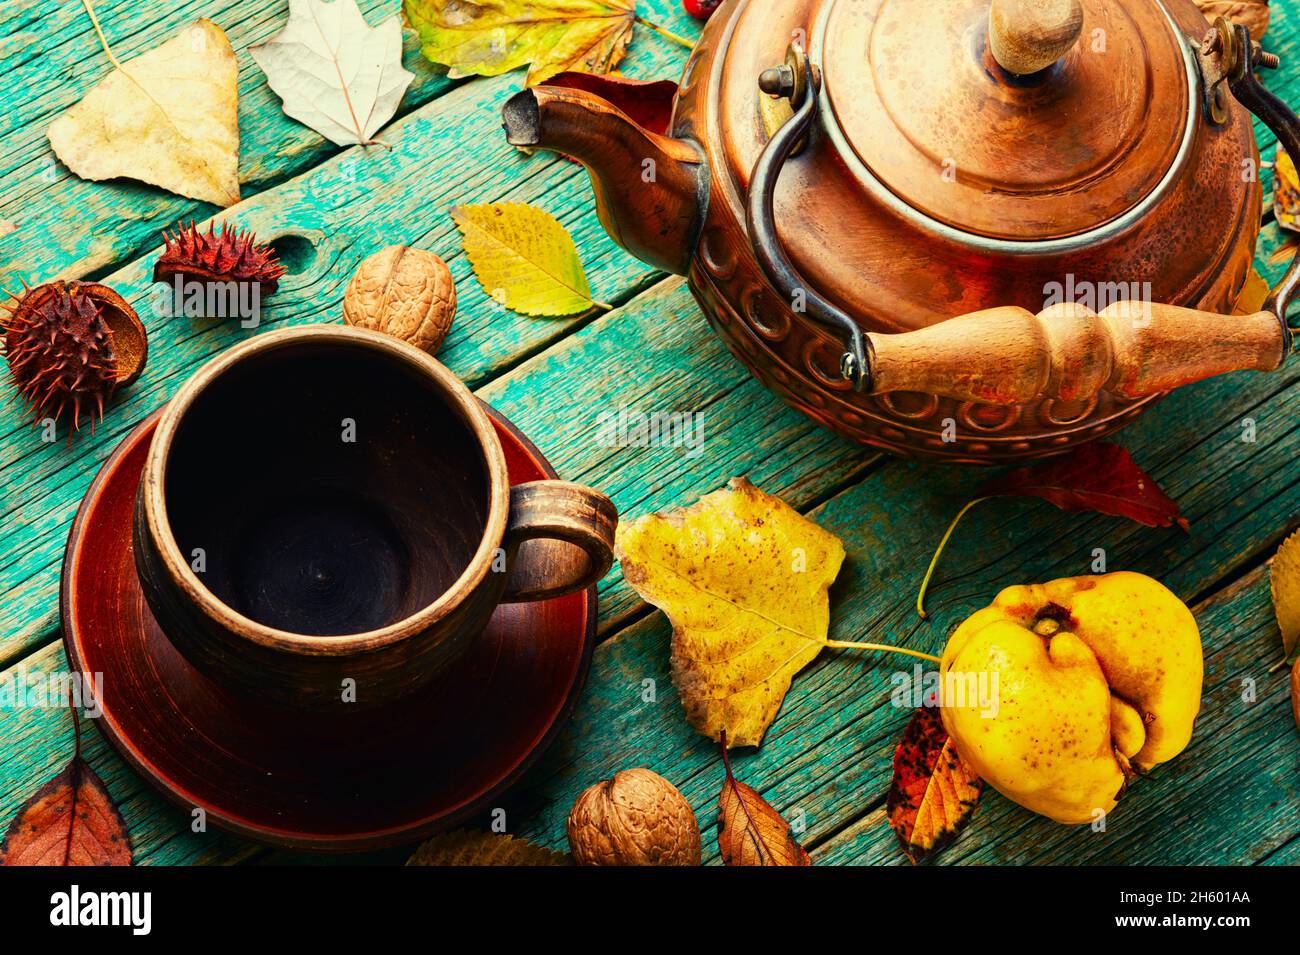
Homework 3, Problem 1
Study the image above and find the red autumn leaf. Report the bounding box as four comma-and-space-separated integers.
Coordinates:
0, 757, 132, 866
543, 72, 678, 137
979, 442, 1189, 530
716, 733, 810, 866
886, 707, 983, 865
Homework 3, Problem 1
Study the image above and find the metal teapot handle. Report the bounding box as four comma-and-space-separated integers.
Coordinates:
745, 46, 871, 390
747, 26, 1299, 405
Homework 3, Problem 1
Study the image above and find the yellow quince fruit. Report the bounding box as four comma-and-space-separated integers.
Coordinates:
939, 571, 1202, 824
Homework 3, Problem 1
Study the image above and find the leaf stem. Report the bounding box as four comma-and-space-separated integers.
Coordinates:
635, 16, 697, 50
80, 0, 124, 70
825, 640, 942, 664
916, 496, 990, 620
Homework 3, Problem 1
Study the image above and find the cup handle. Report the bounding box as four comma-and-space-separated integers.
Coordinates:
501, 481, 618, 603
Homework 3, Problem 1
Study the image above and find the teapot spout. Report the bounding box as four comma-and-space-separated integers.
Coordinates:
503, 87, 708, 276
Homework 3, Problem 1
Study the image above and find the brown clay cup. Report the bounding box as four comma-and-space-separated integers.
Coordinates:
133, 325, 617, 710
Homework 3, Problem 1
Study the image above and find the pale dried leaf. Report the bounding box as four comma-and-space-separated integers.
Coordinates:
48, 19, 239, 207
251, 0, 414, 147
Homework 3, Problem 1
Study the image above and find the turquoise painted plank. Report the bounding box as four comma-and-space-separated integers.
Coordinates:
477, 278, 880, 633
0, 273, 877, 866
0, 641, 260, 866
0, 0, 449, 282
0, 0, 701, 285
4, 0, 1300, 869
0, 18, 698, 666
18, 252, 1300, 865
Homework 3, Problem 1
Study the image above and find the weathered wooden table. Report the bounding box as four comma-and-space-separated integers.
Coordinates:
2, 0, 1298, 866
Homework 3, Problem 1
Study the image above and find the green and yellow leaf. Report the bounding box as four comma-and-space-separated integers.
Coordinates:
404, 0, 637, 86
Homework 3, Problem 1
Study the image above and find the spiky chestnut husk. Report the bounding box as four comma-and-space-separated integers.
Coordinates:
2, 281, 147, 434
153, 221, 286, 294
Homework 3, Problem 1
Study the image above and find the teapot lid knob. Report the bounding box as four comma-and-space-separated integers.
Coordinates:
988, 0, 1084, 75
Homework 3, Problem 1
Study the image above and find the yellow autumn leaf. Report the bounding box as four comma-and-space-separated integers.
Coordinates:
1274, 145, 1300, 234
403, 0, 637, 87
48, 18, 240, 207
1271, 527, 1300, 665
452, 202, 608, 317
406, 829, 571, 866
616, 477, 846, 748
1232, 268, 1270, 315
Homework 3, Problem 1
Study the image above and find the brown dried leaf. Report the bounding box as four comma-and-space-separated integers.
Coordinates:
1270, 527, 1300, 664
0, 758, 132, 866
406, 829, 571, 866
716, 741, 809, 866
886, 707, 983, 865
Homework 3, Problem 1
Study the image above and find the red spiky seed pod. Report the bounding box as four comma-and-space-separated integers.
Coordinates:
2, 281, 147, 434
153, 221, 286, 294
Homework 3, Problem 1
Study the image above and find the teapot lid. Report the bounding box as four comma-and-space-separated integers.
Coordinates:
770, 0, 1196, 241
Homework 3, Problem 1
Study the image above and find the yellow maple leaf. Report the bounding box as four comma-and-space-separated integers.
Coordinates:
616, 477, 846, 748
48, 18, 240, 207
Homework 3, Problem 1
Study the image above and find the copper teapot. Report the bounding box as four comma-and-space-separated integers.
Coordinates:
503, 0, 1300, 463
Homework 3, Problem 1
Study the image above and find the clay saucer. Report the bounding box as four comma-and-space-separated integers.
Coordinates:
61, 405, 594, 852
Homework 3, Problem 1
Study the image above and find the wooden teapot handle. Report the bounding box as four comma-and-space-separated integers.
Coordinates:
866, 302, 1288, 404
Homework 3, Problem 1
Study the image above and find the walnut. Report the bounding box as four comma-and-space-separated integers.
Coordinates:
567, 768, 701, 866
1195, 0, 1270, 40
342, 245, 456, 354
